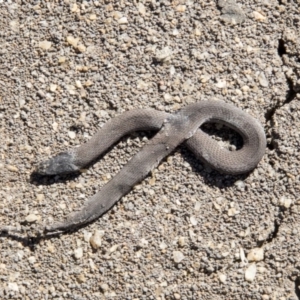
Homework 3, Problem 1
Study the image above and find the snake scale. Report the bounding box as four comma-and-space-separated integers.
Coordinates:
36, 101, 266, 234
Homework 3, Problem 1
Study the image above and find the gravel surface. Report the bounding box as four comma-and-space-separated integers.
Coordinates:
0, 0, 299, 299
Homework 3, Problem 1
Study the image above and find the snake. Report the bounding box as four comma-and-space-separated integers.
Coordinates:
36, 101, 266, 234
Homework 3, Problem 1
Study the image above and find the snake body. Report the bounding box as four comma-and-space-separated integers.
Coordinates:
36, 101, 266, 233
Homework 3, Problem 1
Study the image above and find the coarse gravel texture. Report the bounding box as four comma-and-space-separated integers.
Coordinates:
0, 0, 299, 299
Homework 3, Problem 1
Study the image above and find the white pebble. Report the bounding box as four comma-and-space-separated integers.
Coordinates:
39, 41, 52, 50
245, 263, 257, 282
8, 282, 19, 292
173, 251, 185, 263
6, 165, 19, 172
190, 216, 198, 226
257, 72, 269, 87
219, 273, 227, 283
68, 131, 76, 139
28, 256, 36, 264
90, 230, 104, 249
25, 214, 39, 223
234, 180, 245, 191
66, 36, 79, 48
138, 3, 146, 16
253, 11, 267, 22
247, 248, 264, 262
74, 247, 83, 259
215, 79, 227, 88
155, 46, 172, 63
118, 17, 128, 24
279, 196, 292, 208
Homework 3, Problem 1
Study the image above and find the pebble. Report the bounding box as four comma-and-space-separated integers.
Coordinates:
74, 247, 83, 259
100, 283, 109, 292
49, 84, 57, 92
215, 79, 227, 88
118, 17, 128, 24
219, 273, 227, 283
190, 216, 198, 226
8, 282, 19, 292
138, 3, 146, 16
176, 5, 186, 12
28, 256, 36, 264
257, 72, 269, 87
247, 248, 264, 262
155, 46, 172, 63
173, 251, 185, 263
253, 11, 267, 22
89, 230, 104, 250
66, 36, 79, 48
245, 263, 257, 282
279, 196, 292, 208
76, 274, 86, 283
178, 237, 186, 247
36, 194, 44, 202
25, 214, 39, 223
234, 180, 245, 191
6, 165, 19, 172
68, 131, 76, 139
38, 41, 52, 50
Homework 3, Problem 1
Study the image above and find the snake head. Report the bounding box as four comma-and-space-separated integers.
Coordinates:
35, 152, 79, 175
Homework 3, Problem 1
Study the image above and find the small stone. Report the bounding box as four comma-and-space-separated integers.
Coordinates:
84, 80, 93, 87
253, 11, 266, 22
234, 180, 245, 191
138, 238, 149, 248
194, 202, 201, 211
52, 122, 58, 131
118, 17, 128, 24
190, 216, 198, 225
178, 237, 186, 247
174, 293, 181, 300
58, 56, 66, 64
245, 263, 257, 282
279, 196, 292, 208
28, 256, 36, 264
228, 207, 239, 216
76, 274, 86, 283
47, 242, 55, 253
173, 251, 185, 263
36, 194, 45, 202
89, 230, 104, 250
70, 3, 80, 13
89, 14, 97, 20
109, 244, 119, 254
6, 165, 19, 172
49, 84, 57, 92
68, 131, 76, 139
39, 41, 52, 50
25, 214, 39, 223
66, 36, 79, 48
163, 93, 173, 103
77, 44, 86, 53
138, 3, 146, 15
176, 5, 186, 12
75, 80, 82, 88
215, 80, 227, 88
219, 273, 227, 283
155, 46, 172, 63
74, 247, 83, 259
8, 282, 19, 292
100, 283, 109, 292
159, 242, 167, 250
247, 248, 264, 262
257, 72, 269, 87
